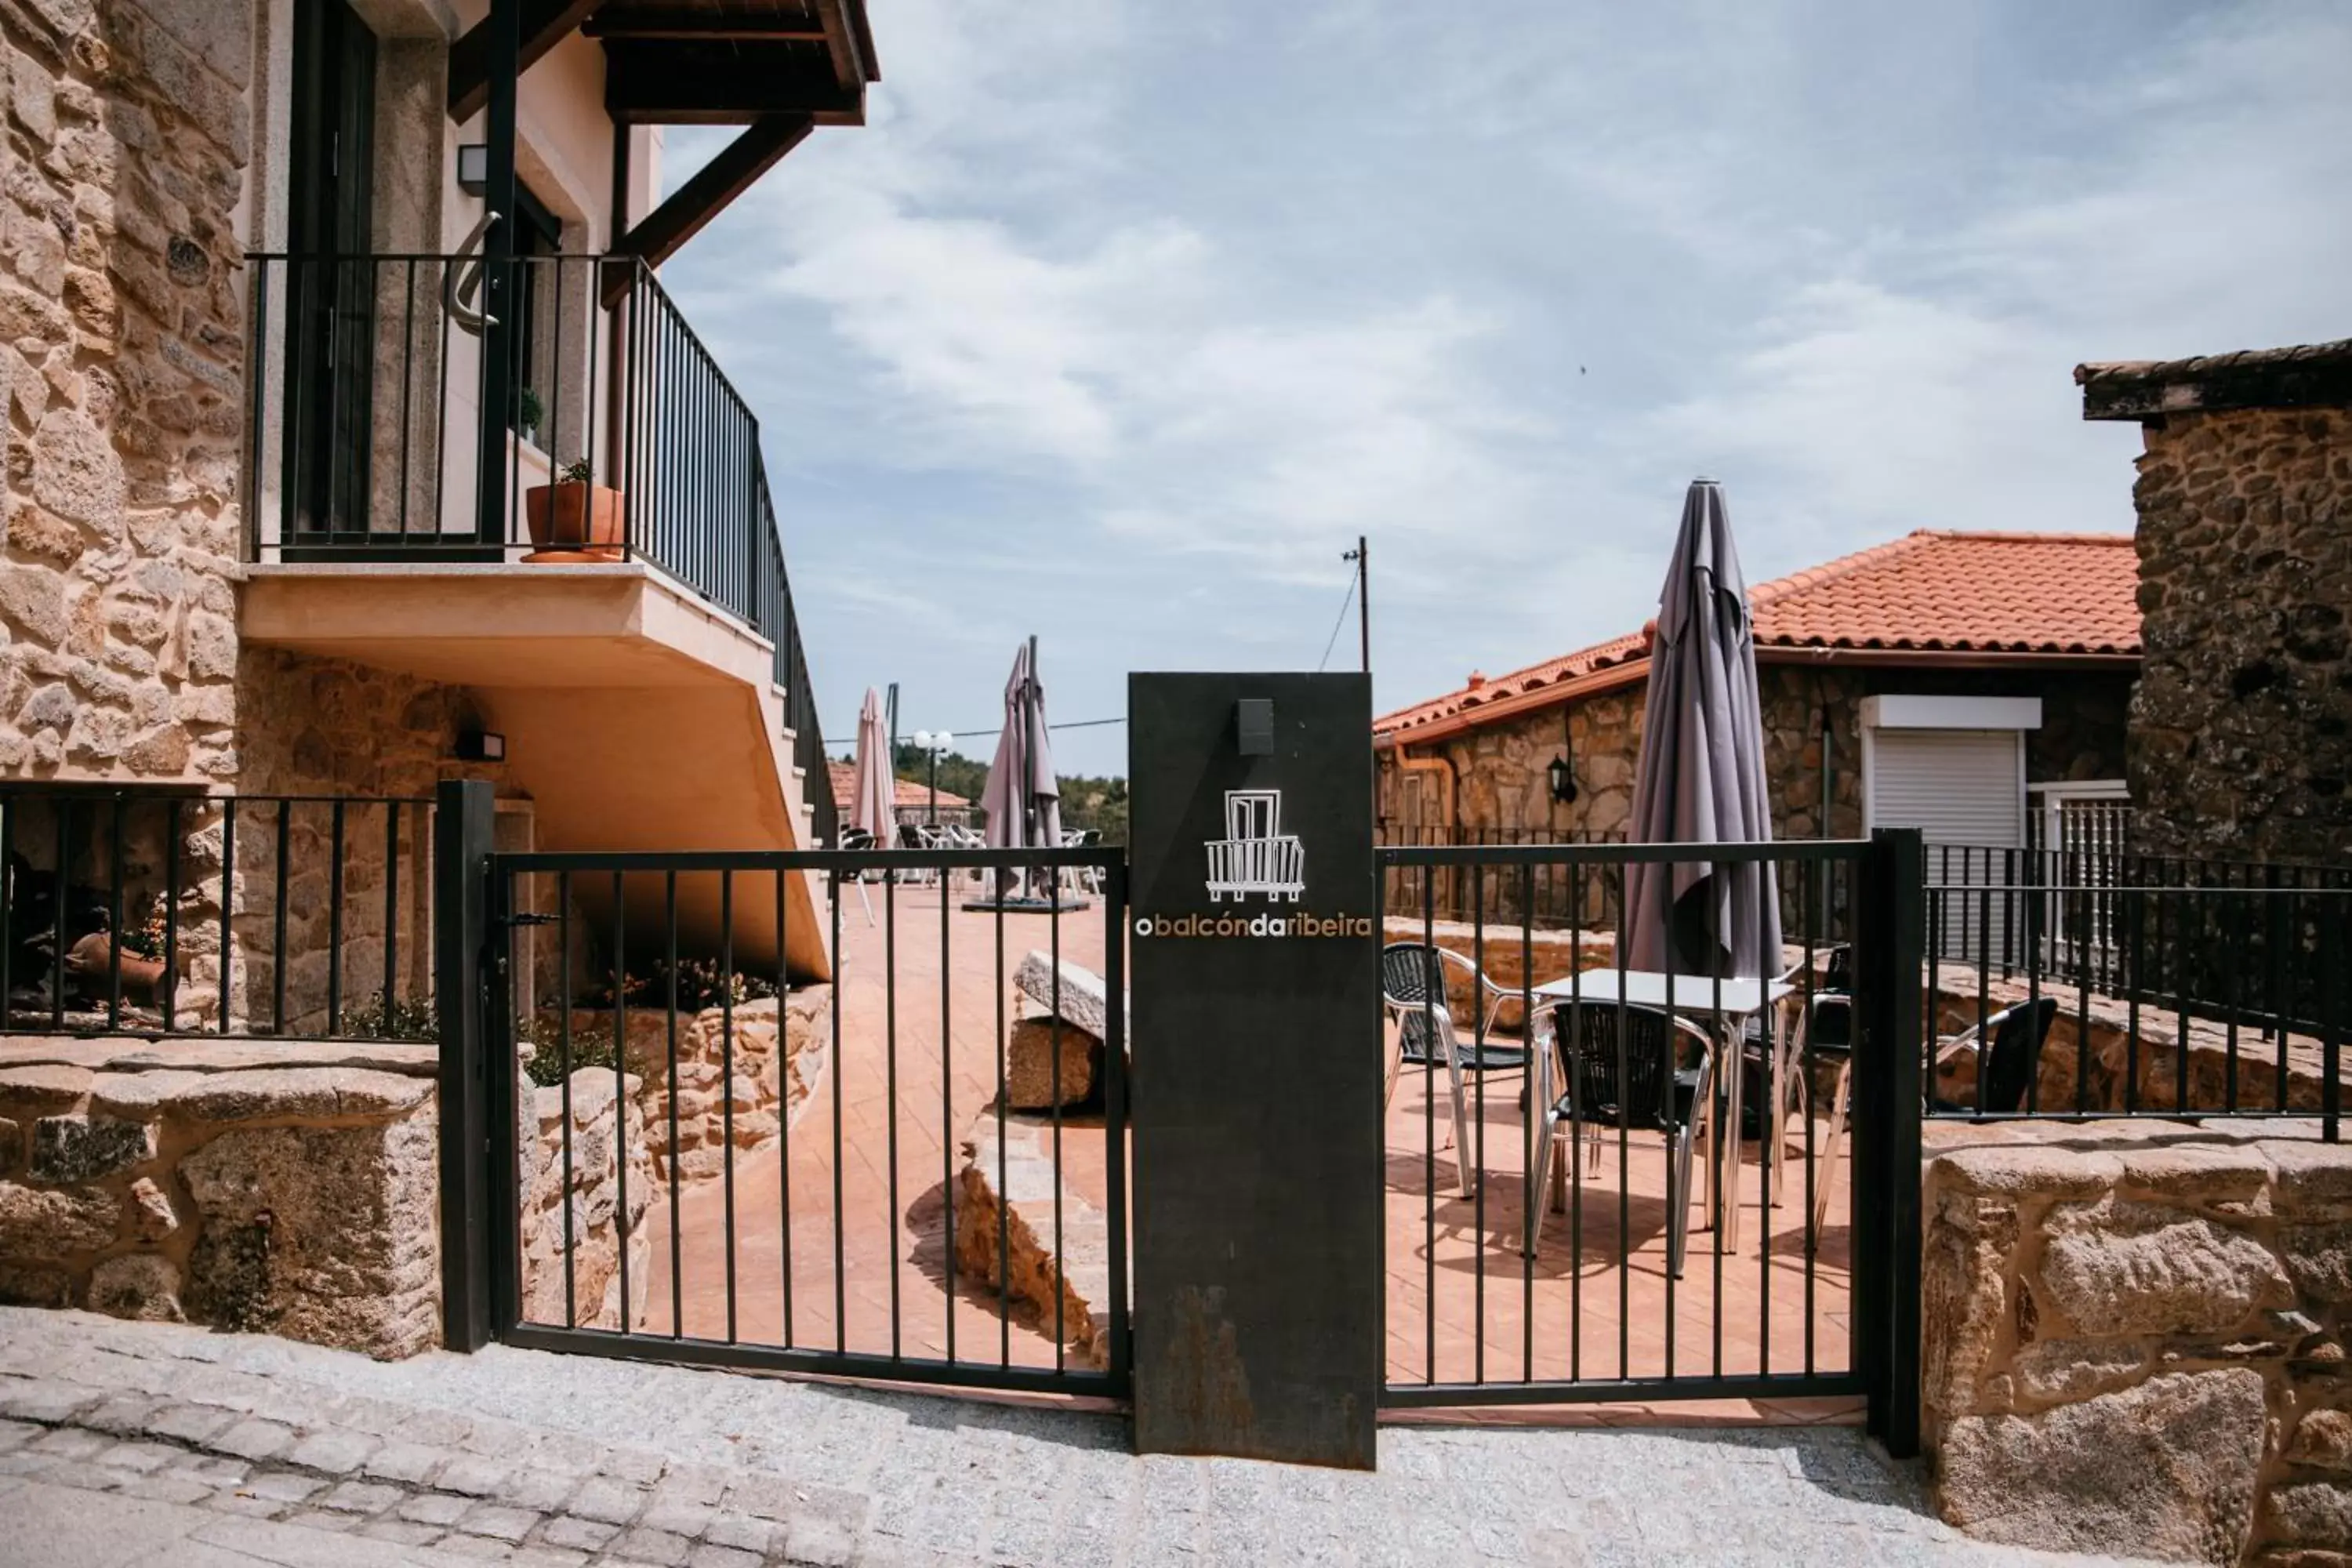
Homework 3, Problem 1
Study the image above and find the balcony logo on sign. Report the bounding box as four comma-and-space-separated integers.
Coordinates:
1133, 789, 1372, 939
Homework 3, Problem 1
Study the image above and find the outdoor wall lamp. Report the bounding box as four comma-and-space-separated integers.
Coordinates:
455, 728, 506, 763
1548, 753, 1577, 804
457, 143, 488, 194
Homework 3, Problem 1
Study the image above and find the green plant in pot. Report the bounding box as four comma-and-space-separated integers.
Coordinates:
524, 454, 626, 558
516, 385, 545, 445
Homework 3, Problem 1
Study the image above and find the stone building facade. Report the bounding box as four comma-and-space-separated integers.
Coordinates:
1376, 532, 2143, 914
1381, 660, 2133, 848
2077, 341, 2352, 867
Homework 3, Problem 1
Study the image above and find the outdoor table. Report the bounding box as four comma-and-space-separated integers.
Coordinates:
1528, 969, 1794, 1254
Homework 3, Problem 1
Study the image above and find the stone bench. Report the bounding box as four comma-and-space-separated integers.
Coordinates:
1006, 952, 1127, 1111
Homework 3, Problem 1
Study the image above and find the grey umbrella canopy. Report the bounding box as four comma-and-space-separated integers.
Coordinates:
980, 637, 1062, 852
1624, 481, 1782, 978
850, 687, 895, 846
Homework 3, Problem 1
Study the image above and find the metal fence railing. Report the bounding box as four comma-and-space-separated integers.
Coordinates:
1374, 827, 1626, 928
1924, 852, 2345, 1138
0, 787, 435, 1040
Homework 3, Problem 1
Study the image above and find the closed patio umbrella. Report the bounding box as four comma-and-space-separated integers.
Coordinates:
1625, 480, 1782, 977
981, 636, 1062, 854
850, 687, 895, 847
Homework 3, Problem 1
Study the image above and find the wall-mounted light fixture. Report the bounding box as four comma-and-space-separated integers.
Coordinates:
1549, 708, 1578, 804
455, 728, 506, 763
456, 143, 488, 194
1548, 753, 1577, 804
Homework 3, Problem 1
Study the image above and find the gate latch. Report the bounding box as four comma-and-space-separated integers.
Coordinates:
502, 912, 557, 928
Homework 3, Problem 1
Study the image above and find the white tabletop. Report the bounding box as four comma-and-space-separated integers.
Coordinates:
1530, 969, 1791, 1018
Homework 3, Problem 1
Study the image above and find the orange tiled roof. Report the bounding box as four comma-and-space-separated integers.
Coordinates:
1377, 530, 2140, 741
828, 760, 971, 811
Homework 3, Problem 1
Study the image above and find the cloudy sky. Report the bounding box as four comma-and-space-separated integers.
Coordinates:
660, 0, 2350, 777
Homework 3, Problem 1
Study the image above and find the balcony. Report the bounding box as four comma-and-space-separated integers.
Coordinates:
240, 251, 837, 976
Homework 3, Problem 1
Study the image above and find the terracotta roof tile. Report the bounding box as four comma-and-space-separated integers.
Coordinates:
828, 760, 970, 811
1376, 530, 2139, 739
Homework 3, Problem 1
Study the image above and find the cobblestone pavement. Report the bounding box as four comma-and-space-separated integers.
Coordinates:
0, 1308, 2164, 1568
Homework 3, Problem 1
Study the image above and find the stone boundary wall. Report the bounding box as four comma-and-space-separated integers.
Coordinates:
0, 1036, 442, 1357
555, 986, 830, 1184
0, 1034, 656, 1357
517, 1055, 655, 1333
1922, 1121, 2352, 1564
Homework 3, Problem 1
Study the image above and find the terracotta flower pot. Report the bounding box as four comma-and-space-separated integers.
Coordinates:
524, 481, 625, 551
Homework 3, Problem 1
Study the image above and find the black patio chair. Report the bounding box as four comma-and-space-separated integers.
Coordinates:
1933, 996, 2061, 1115
1381, 942, 1529, 1199
1530, 1000, 1717, 1278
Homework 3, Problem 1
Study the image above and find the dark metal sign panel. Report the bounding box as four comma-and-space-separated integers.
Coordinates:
1127, 673, 1381, 1468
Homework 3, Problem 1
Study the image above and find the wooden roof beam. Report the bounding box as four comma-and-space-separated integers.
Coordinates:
602, 113, 813, 303
448, 0, 600, 123
815, 0, 867, 90
583, 13, 831, 42
604, 41, 864, 124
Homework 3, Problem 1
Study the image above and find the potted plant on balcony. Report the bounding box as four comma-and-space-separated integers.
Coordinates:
524, 456, 625, 561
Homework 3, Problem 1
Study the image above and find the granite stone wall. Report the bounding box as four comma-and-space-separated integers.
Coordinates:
0, 1037, 443, 1357
1378, 662, 2131, 849
1922, 1125, 2352, 1566
2126, 405, 2352, 866
0, 0, 251, 782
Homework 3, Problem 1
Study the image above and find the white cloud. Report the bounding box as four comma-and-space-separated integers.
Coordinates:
661, 0, 2351, 774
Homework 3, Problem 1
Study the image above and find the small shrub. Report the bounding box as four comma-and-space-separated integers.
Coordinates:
339, 989, 436, 1040
521, 1013, 622, 1087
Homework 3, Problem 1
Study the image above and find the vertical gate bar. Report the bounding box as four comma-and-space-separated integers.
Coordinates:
779, 868, 793, 1347
1801, 852, 1817, 1375
107, 793, 125, 1029
433, 779, 497, 1352
2126, 875, 2142, 1114
2, 799, 16, 1030
612, 871, 630, 1333
2172, 887, 2190, 1112
328, 799, 345, 1032
1521, 861, 1534, 1385
1570, 860, 1583, 1385
884, 873, 899, 1359
1102, 855, 1131, 1391
832, 875, 846, 1354
1658, 864, 1675, 1382
721, 868, 738, 1344
1471, 869, 1485, 1388
1421, 866, 1436, 1385
271, 802, 290, 1033
162, 798, 180, 1031
1617, 862, 1631, 1381
666, 870, 683, 1339
995, 893, 1010, 1370
558, 869, 575, 1329
397, 260, 416, 536
1888, 830, 1926, 1458
1050, 898, 1065, 1374
219, 800, 234, 1031
385, 801, 401, 1013
2227, 873, 2244, 1112
2325, 891, 2341, 1145
938, 852, 954, 1364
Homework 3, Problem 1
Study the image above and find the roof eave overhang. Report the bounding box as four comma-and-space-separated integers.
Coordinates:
1374, 646, 2141, 753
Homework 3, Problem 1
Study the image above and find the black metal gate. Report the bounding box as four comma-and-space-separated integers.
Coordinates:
441, 798, 1129, 1399
1373, 833, 1921, 1452
433, 776, 1918, 1454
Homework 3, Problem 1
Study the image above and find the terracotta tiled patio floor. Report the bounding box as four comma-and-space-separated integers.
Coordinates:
604, 884, 1857, 1424
630, 878, 1116, 1373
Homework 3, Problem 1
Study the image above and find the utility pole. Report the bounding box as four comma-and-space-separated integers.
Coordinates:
1342, 535, 1370, 674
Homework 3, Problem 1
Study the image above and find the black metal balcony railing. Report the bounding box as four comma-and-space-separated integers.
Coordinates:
242, 252, 838, 849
